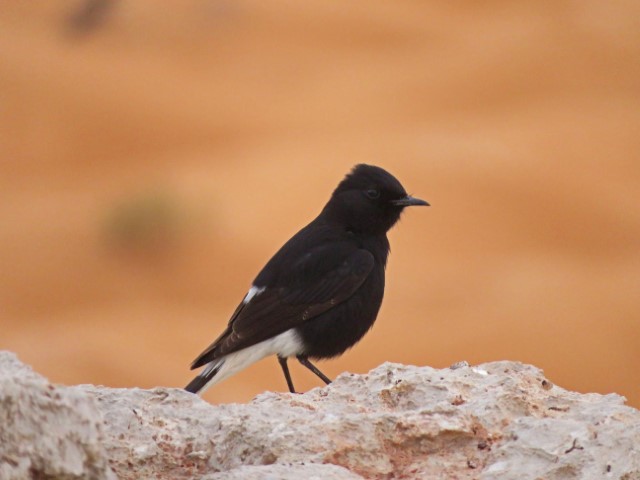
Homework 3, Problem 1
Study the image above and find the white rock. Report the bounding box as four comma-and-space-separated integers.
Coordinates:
1, 351, 639, 480
0, 351, 116, 480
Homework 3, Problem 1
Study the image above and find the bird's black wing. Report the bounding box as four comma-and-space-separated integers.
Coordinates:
190, 247, 374, 369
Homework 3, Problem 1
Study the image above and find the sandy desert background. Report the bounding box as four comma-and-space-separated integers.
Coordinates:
1, 1, 638, 406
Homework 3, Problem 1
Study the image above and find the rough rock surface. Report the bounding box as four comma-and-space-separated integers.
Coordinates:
0, 352, 115, 480
1, 351, 639, 479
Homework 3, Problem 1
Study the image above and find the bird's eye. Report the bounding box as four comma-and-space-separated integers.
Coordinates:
365, 188, 380, 199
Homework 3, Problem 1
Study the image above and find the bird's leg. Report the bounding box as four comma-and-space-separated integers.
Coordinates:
278, 356, 296, 393
296, 355, 332, 385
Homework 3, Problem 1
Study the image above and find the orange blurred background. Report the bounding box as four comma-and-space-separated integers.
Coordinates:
1, 1, 638, 406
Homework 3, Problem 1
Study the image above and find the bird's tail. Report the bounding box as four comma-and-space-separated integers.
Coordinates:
184, 359, 224, 394
185, 335, 293, 394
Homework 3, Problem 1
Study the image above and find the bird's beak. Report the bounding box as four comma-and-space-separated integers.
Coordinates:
391, 195, 430, 207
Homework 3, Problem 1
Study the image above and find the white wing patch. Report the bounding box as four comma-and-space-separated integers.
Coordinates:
243, 285, 266, 305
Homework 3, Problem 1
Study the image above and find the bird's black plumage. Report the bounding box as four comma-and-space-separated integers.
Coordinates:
186, 164, 428, 394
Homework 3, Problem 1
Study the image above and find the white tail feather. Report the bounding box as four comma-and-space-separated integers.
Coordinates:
194, 329, 304, 394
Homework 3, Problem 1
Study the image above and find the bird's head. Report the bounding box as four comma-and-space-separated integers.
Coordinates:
322, 164, 429, 234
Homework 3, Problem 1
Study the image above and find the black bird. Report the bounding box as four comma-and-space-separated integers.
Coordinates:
185, 164, 428, 394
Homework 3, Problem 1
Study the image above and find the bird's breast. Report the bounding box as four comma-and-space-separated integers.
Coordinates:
296, 262, 385, 359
